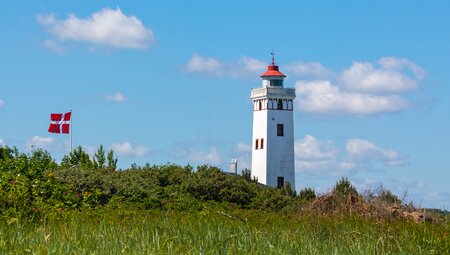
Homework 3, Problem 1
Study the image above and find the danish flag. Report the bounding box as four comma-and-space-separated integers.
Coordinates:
48, 112, 71, 134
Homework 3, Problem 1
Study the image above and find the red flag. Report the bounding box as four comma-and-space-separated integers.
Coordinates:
48, 112, 71, 134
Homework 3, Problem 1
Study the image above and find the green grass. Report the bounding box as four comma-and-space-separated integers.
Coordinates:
0, 209, 448, 254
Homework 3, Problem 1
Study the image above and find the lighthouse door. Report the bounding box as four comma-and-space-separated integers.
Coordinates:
277, 176, 284, 188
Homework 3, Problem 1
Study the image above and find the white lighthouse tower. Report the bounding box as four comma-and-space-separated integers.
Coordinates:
251, 54, 296, 188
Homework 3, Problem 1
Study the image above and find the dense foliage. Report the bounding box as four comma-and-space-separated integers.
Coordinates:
1, 146, 449, 254
0, 146, 304, 221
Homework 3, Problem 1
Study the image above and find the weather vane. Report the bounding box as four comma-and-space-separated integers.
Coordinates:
271, 50, 275, 65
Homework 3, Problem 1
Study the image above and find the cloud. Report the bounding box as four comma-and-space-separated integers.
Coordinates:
26, 136, 65, 152
233, 143, 252, 171
340, 57, 425, 93
184, 55, 425, 115
185, 55, 333, 79
235, 143, 251, 153
110, 142, 148, 157
424, 192, 442, 201
423, 192, 450, 209
37, 8, 155, 50
295, 135, 355, 175
0, 138, 4, 146
0, 99, 4, 108
185, 54, 266, 78
296, 80, 409, 115
295, 135, 337, 161
175, 146, 221, 165
346, 139, 407, 166
285, 62, 333, 78
43, 39, 66, 53
378, 57, 426, 79
414, 181, 427, 189
104, 92, 127, 102
294, 135, 406, 175
81, 145, 98, 157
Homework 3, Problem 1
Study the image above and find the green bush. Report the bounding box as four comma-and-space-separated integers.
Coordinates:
333, 177, 358, 196
299, 187, 316, 201
377, 188, 401, 205
0, 146, 421, 223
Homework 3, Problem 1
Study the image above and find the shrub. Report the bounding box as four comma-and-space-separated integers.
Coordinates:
281, 182, 296, 197
376, 188, 401, 205
333, 177, 358, 196
299, 187, 316, 201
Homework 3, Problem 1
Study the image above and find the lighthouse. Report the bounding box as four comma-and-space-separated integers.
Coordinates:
250, 54, 296, 188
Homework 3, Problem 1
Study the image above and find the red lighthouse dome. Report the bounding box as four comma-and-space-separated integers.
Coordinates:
260, 52, 286, 77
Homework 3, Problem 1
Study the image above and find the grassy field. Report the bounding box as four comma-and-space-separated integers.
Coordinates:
0, 209, 448, 254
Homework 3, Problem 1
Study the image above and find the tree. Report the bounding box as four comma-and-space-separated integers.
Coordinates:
107, 149, 117, 170
0, 146, 15, 160
299, 187, 316, 201
28, 148, 57, 178
61, 146, 94, 170
377, 188, 401, 205
93, 145, 106, 169
241, 168, 251, 181
333, 177, 358, 196
282, 181, 296, 197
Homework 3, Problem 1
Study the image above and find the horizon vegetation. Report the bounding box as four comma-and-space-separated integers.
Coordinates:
0, 145, 448, 254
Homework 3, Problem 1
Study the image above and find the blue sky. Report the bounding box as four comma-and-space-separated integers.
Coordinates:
0, 1, 449, 209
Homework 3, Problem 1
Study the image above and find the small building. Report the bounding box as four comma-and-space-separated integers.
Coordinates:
250, 54, 296, 188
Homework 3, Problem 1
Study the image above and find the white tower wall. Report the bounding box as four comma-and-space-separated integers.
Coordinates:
266, 110, 295, 187
251, 109, 268, 184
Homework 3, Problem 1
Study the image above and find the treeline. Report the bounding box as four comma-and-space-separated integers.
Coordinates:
0, 146, 320, 221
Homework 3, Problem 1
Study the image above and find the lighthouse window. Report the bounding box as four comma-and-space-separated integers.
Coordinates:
277, 99, 283, 110
255, 139, 259, 150
260, 138, 264, 149
270, 80, 283, 87
277, 124, 284, 136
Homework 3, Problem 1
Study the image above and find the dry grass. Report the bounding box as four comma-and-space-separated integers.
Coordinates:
301, 188, 442, 224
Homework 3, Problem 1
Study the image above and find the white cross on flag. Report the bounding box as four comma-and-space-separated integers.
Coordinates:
48, 112, 71, 134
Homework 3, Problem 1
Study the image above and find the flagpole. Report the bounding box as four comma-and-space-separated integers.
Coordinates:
70, 109, 72, 153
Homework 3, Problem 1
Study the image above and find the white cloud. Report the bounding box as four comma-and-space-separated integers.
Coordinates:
176, 146, 221, 165
185, 55, 332, 79
185, 54, 266, 78
295, 135, 355, 175
378, 57, 426, 79
184, 55, 425, 115
43, 39, 66, 53
285, 62, 333, 78
37, 8, 155, 50
26, 136, 65, 152
340, 57, 425, 93
240, 56, 268, 73
415, 181, 427, 189
110, 142, 148, 157
104, 92, 127, 102
423, 192, 450, 209
0, 99, 4, 108
296, 80, 409, 115
233, 143, 252, 171
235, 143, 251, 153
346, 139, 407, 166
294, 135, 406, 175
81, 145, 98, 157
0, 138, 4, 146
185, 54, 222, 74
295, 135, 337, 161
424, 192, 443, 202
